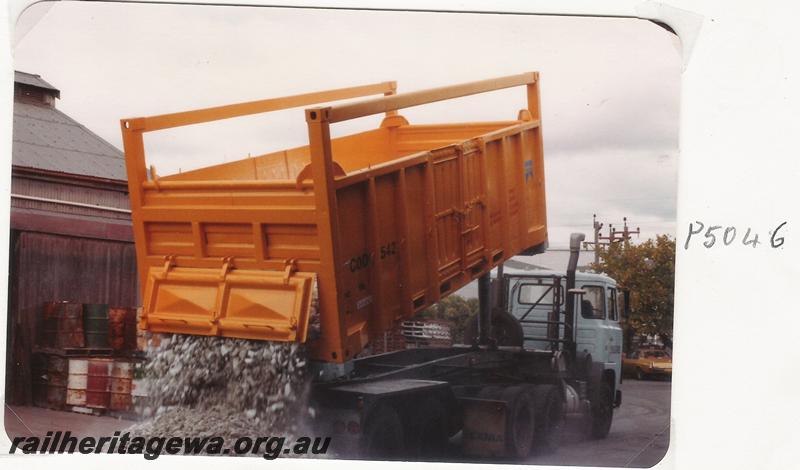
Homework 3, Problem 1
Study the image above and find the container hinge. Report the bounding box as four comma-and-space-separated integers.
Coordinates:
220, 257, 235, 280
162, 254, 176, 278
283, 258, 298, 285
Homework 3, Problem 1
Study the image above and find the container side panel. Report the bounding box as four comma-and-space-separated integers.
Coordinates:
165, 145, 311, 182
502, 136, 523, 255
523, 127, 547, 244
394, 123, 513, 156
432, 149, 461, 277
462, 148, 486, 267
483, 140, 503, 258
333, 183, 371, 355
374, 173, 402, 330
330, 128, 393, 173
402, 165, 430, 304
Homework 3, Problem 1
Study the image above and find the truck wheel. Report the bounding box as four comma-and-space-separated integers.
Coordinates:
588, 383, 614, 439
500, 385, 537, 458
405, 396, 448, 458
532, 384, 564, 453
360, 402, 405, 459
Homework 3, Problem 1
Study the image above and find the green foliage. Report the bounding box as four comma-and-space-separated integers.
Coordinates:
589, 235, 675, 344
418, 295, 478, 341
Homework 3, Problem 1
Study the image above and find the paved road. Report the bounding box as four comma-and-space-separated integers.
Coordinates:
527, 379, 672, 468
5, 405, 135, 441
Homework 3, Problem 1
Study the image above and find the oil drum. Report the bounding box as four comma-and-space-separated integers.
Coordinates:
108, 308, 127, 352
83, 304, 110, 348
56, 302, 84, 349
86, 358, 112, 409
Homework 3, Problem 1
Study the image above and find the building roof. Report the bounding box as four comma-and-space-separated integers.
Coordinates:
14, 71, 60, 97
12, 100, 127, 181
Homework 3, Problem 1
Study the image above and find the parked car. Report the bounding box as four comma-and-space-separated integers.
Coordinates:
623, 348, 672, 380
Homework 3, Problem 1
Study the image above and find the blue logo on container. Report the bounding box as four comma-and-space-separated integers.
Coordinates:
524, 160, 534, 182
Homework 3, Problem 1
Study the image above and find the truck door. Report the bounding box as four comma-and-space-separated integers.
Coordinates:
575, 284, 607, 357
604, 286, 624, 385
576, 283, 623, 382
605, 286, 622, 370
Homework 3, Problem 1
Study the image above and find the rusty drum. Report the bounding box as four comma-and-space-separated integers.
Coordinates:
66, 359, 88, 406
40, 302, 60, 348
109, 360, 133, 411
56, 302, 85, 349
108, 308, 127, 352
86, 358, 112, 409
45, 354, 67, 410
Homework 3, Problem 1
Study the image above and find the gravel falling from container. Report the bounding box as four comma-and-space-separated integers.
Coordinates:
127, 280, 321, 455
128, 335, 312, 445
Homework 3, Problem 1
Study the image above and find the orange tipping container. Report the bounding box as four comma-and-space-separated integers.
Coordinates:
121, 72, 548, 363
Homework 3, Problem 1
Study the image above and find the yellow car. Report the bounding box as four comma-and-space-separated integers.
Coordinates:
623, 348, 672, 380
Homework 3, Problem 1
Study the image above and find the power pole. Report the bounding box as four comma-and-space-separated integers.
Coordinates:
583, 215, 640, 265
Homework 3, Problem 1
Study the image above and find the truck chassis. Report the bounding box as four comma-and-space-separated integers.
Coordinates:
309, 235, 621, 460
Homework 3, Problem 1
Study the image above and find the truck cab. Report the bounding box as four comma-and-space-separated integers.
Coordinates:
504, 267, 625, 408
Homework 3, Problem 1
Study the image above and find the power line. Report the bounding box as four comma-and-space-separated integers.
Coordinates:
582, 214, 640, 265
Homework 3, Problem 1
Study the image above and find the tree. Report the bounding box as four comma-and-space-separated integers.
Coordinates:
418, 295, 478, 342
589, 235, 675, 350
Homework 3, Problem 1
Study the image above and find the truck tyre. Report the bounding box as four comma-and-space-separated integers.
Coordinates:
360, 402, 405, 459
588, 382, 614, 439
532, 384, 564, 454
500, 385, 537, 458
405, 396, 448, 458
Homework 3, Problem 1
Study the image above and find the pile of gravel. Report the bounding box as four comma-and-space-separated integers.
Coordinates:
128, 275, 321, 445
129, 334, 312, 441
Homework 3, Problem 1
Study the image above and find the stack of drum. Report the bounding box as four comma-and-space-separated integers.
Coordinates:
40, 301, 85, 349
32, 301, 141, 414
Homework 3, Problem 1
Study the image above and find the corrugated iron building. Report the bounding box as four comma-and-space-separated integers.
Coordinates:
6, 71, 138, 405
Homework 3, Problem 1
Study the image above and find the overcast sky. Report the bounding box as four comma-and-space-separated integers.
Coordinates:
13, 2, 680, 250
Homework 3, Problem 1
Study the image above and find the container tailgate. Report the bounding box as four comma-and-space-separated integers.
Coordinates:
141, 267, 315, 343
